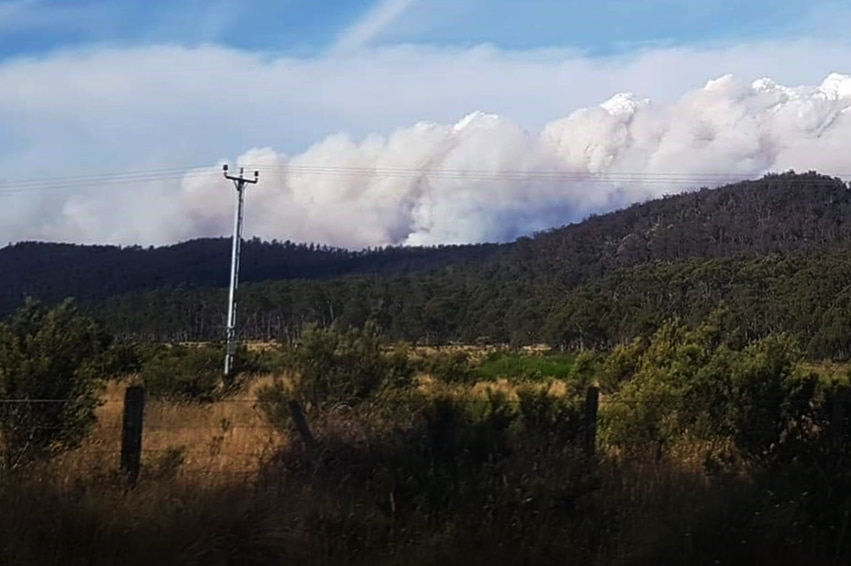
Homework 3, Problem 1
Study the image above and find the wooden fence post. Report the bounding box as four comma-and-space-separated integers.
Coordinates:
584, 387, 599, 457
121, 386, 145, 484
831, 387, 848, 446
288, 400, 318, 453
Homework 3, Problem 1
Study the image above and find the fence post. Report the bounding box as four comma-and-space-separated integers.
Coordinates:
831, 387, 848, 446
121, 385, 145, 484
288, 400, 318, 453
584, 387, 599, 457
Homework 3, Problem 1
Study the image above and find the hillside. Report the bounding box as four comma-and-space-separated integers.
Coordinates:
93, 248, 851, 358
0, 237, 502, 318
507, 170, 851, 284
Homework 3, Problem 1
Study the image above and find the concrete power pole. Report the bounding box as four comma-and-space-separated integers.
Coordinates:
223, 164, 259, 380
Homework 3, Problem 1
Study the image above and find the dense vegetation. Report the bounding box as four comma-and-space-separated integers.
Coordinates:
0, 238, 501, 319
3, 306, 851, 564
89, 248, 851, 362
0, 299, 111, 467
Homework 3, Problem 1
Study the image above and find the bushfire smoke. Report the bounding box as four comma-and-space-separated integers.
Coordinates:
179, 73, 851, 248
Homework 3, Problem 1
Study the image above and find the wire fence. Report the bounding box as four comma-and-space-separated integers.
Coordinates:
1, 386, 849, 481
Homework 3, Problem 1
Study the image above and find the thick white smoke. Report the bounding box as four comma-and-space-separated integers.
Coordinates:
179, 73, 851, 248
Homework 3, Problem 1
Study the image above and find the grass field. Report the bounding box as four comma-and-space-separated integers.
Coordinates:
2, 348, 849, 565
475, 351, 575, 381
57, 377, 284, 479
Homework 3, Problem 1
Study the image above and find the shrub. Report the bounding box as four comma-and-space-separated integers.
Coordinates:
0, 298, 111, 466
258, 323, 416, 419
255, 380, 291, 431
571, 349, 603, 389
601, 319, 811, 458
241, 346, 292, 376
383, 342, 416, 389
599, 337, 645, 394
138, 341, 270, 402
515, 385, 584, 441
268, 388, 597, 530
140, 344, 223, 401
421, 350, 476, 384
93, 341, 147, 377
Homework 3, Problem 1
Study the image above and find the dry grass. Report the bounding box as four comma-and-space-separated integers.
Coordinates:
3, 370, 845, 565
411, 343, 507, 363
415, 374, 572, 401
56, 376, 286, 480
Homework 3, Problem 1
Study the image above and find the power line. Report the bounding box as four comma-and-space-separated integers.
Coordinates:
0, 168, 218, 194
0, 164, 847, 195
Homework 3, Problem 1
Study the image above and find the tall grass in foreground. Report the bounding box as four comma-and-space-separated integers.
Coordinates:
4, 320, 851, 566
0, 381, 844, 566
0, 448, 838, 565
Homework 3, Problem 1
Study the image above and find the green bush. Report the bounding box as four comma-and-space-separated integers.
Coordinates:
599, 337, 645, 393
138, 341, 271, 401
515, 385, 584, 440
255, 380, 291, 431
92, 341, 146, 377
421, 350, 476, 384
260, 323, 416, 415
601, 319, 811, 458
140, 344, 223, 401
241, 347, 292, 376
383, 342, 417, 389
268, 388, 596, 530
571, 349, 603, 389
0, 298, 111, 466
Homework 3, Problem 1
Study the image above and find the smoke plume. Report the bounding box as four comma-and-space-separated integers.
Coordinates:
178, 73, 851, 248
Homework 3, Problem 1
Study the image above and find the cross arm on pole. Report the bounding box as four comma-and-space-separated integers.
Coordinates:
223, 164, 259, 185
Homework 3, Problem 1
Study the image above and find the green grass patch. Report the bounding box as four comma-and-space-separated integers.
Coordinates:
475, 351, 575, 381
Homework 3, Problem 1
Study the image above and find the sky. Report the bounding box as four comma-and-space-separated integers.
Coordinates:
0, 0, 841, 57
2, 0, 851, 247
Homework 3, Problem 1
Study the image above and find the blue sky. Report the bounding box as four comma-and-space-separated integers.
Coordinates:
0, 0, 842, 59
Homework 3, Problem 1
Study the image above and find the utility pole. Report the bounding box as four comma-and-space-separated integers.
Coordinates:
223, 164, 259, 380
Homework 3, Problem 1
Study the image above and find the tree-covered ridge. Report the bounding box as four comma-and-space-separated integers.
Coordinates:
0, 237, 501, 318
509, 170, 851, 285
92, 248, 851, 362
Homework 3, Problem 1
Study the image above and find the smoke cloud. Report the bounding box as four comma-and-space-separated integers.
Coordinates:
178, 72, 851, 248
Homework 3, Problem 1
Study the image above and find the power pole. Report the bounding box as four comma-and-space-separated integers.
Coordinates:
223, 164, 259, 380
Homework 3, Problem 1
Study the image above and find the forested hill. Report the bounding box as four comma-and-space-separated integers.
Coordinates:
0, 238, 502, 317
507, 171, 851, 284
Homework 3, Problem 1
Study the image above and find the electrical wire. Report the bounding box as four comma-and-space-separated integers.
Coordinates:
0, 164, 847, 195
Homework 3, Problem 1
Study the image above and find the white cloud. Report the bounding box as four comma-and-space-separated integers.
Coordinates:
331, 0, 417, 53
2, 39, 851, 247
